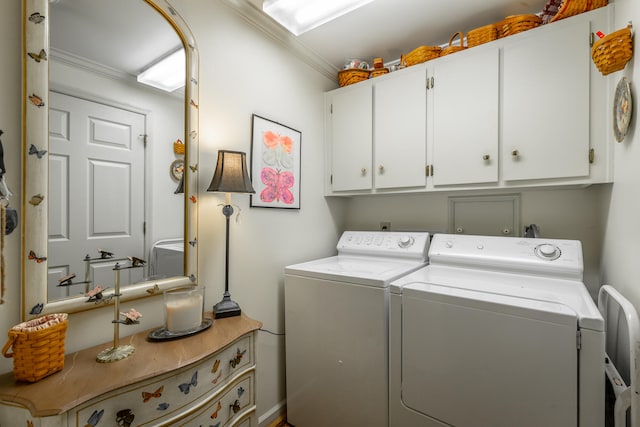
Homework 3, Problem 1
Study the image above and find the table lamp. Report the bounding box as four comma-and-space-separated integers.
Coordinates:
207, 150, 255, 318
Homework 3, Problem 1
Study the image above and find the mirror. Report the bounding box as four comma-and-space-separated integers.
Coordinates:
22, 0, 199, 319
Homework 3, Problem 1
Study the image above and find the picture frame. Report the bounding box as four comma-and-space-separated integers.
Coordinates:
250, 114, 301, 209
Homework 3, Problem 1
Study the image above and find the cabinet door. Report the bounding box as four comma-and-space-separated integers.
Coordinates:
502, 18, 590, 181
431, 49, 499, 186
330, 84, 373, 191
374, 68, 427, 189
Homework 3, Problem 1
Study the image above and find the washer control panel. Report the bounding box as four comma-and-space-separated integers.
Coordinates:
429, 233, 583, 280
337, 231, 430, 260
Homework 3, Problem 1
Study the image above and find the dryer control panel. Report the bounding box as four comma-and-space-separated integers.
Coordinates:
337, 231, 430, 261
428, 233, 583, 280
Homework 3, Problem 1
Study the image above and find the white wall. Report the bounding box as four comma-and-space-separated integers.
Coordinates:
600, 0, 640, 310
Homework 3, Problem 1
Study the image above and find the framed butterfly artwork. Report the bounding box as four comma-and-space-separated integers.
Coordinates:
250, 114, 301, 209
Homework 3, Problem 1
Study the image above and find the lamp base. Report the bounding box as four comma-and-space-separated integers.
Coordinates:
213, 292, 241, 319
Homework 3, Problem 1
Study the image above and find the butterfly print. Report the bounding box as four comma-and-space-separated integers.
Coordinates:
116, 408, 134, 427
146, 284, 160, 295
190, 99, 198, 109
229, 348, 247, 368
29, 303, 43, 315
28, 12, 45, 24
142, 385, 164, 403
188, 238, 197, 247
28, 144, 47, 158
210, 401, 222, 419
178, 371, 198, 394
128, 256, 146, 267
237, 386, 245, 397
211, 358, 220, 373
29, 194, 44, 206
211, 371, 222, 385
262, 130, 293, 169
157, 402, 170, 410
28, 94, 44, 107
230, 399, 241, 414
97, 249, 114, 259
27, 49, 47, 63
86, 409, 104, 426
28, 250, 46, 263
260, 167, 294, 205
190, 195, 197, 203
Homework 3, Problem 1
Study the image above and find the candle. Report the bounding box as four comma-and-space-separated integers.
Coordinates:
164, 286, 204, 333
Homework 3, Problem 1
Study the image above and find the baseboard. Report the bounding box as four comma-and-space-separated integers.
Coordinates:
259, 400, 287, 427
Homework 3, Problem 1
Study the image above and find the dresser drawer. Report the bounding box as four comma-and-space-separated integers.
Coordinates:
174, 372, 255, 426
69, 334, 253, 427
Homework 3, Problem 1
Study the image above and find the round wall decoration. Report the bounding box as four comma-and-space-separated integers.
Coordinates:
613, 76, 632, 143
170, 159, 184, 181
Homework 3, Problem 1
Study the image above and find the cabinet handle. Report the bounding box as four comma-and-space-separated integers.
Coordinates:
482, 154, 490, 161
378, 165, 385, 174
360, 167, 367, 176
511, 149, 520, 159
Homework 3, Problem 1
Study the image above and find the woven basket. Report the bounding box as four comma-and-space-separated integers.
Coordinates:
499, 14, 542, 38
591, 25, 633, 76
173, 140, 185, 155
404, 45, 442, 66
370, 68, 389, 78
467, 23, 498, 48
550, 0, 608, 23
441, 32, 467, 56
338, 69, 371, 87
2, 313, 68, 382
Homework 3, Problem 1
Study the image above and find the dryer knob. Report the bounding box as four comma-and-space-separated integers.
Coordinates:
398, 236, 414, 248
535, 244, 561, 260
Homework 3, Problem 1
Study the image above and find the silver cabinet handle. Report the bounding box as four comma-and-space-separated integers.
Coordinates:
378, 165, 385, 173
483, 154, 490, 161
360, 167, 367, 176
511, 149, 520, 158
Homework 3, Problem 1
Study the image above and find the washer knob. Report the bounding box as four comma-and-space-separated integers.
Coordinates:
398, 236, 414, 248
535, 244, 561, 260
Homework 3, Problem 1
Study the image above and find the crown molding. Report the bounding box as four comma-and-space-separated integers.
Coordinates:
220, 0, 339, 82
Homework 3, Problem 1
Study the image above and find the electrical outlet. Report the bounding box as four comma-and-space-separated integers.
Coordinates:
380, 221, 391, 231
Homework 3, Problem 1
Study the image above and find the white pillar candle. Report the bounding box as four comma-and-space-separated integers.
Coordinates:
164, 287, 204, 333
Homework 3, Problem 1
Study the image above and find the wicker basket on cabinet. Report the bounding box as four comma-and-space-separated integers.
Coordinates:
441, 32, 467, 56
499, 14, 542, 38
338, 69, 371, 86
591, 25, 634, 75
467, 23, 498, 47
549, 0, 608, 23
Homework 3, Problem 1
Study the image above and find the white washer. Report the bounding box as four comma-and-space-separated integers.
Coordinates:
285, 230, 431, 427
389, 233, 604, 427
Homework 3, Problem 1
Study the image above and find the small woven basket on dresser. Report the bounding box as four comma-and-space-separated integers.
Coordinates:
403, 46, 442, 67
370, 68, 389, 78
441, 32, 467, 56
467, 24, 498, 48
2, 313, 68, 382
499, 14, 542, 38
338, 69, 371, 87
591, 25, 634, 76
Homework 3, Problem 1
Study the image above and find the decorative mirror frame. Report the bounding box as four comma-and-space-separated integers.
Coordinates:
21, 0, 199, 319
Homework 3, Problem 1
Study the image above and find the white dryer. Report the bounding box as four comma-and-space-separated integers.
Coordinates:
285, 230, 430, 427
389, 233, 604, 427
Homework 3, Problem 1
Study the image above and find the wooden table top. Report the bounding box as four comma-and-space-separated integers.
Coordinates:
0, 313, 261, 417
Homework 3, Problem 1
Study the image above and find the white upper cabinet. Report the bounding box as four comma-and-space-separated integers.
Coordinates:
325, 5, 612, 196
430, 48, 499, 186
502, 16, 591, 182
329, 82, 373, 192
374, 66, 427, 189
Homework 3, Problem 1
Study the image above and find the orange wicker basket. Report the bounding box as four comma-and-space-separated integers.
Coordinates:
591, 25, 634, 76
338, 68, 371, 87
370, 68, 389, 78
404, 46, 442, 66
467, 23, 498, 48
441, 32, 467, 56
2, 313, 68, 382
550, 0, 608, 23
173, 139, 185, 155
499, 14, 542, 38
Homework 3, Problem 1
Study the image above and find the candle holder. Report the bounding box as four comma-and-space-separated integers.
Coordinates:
148, 285, 212, 341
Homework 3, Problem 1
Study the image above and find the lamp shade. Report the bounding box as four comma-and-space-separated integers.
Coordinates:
207, 150, 255, 194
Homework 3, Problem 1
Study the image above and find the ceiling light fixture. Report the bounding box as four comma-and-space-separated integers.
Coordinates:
262, 0, 374, 36
137, 48, 185, 92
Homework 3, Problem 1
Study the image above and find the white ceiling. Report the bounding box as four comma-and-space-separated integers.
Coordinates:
49, 0, 551, 78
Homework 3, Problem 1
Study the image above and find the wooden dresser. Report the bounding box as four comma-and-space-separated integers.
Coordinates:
0, 313, 261, 426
